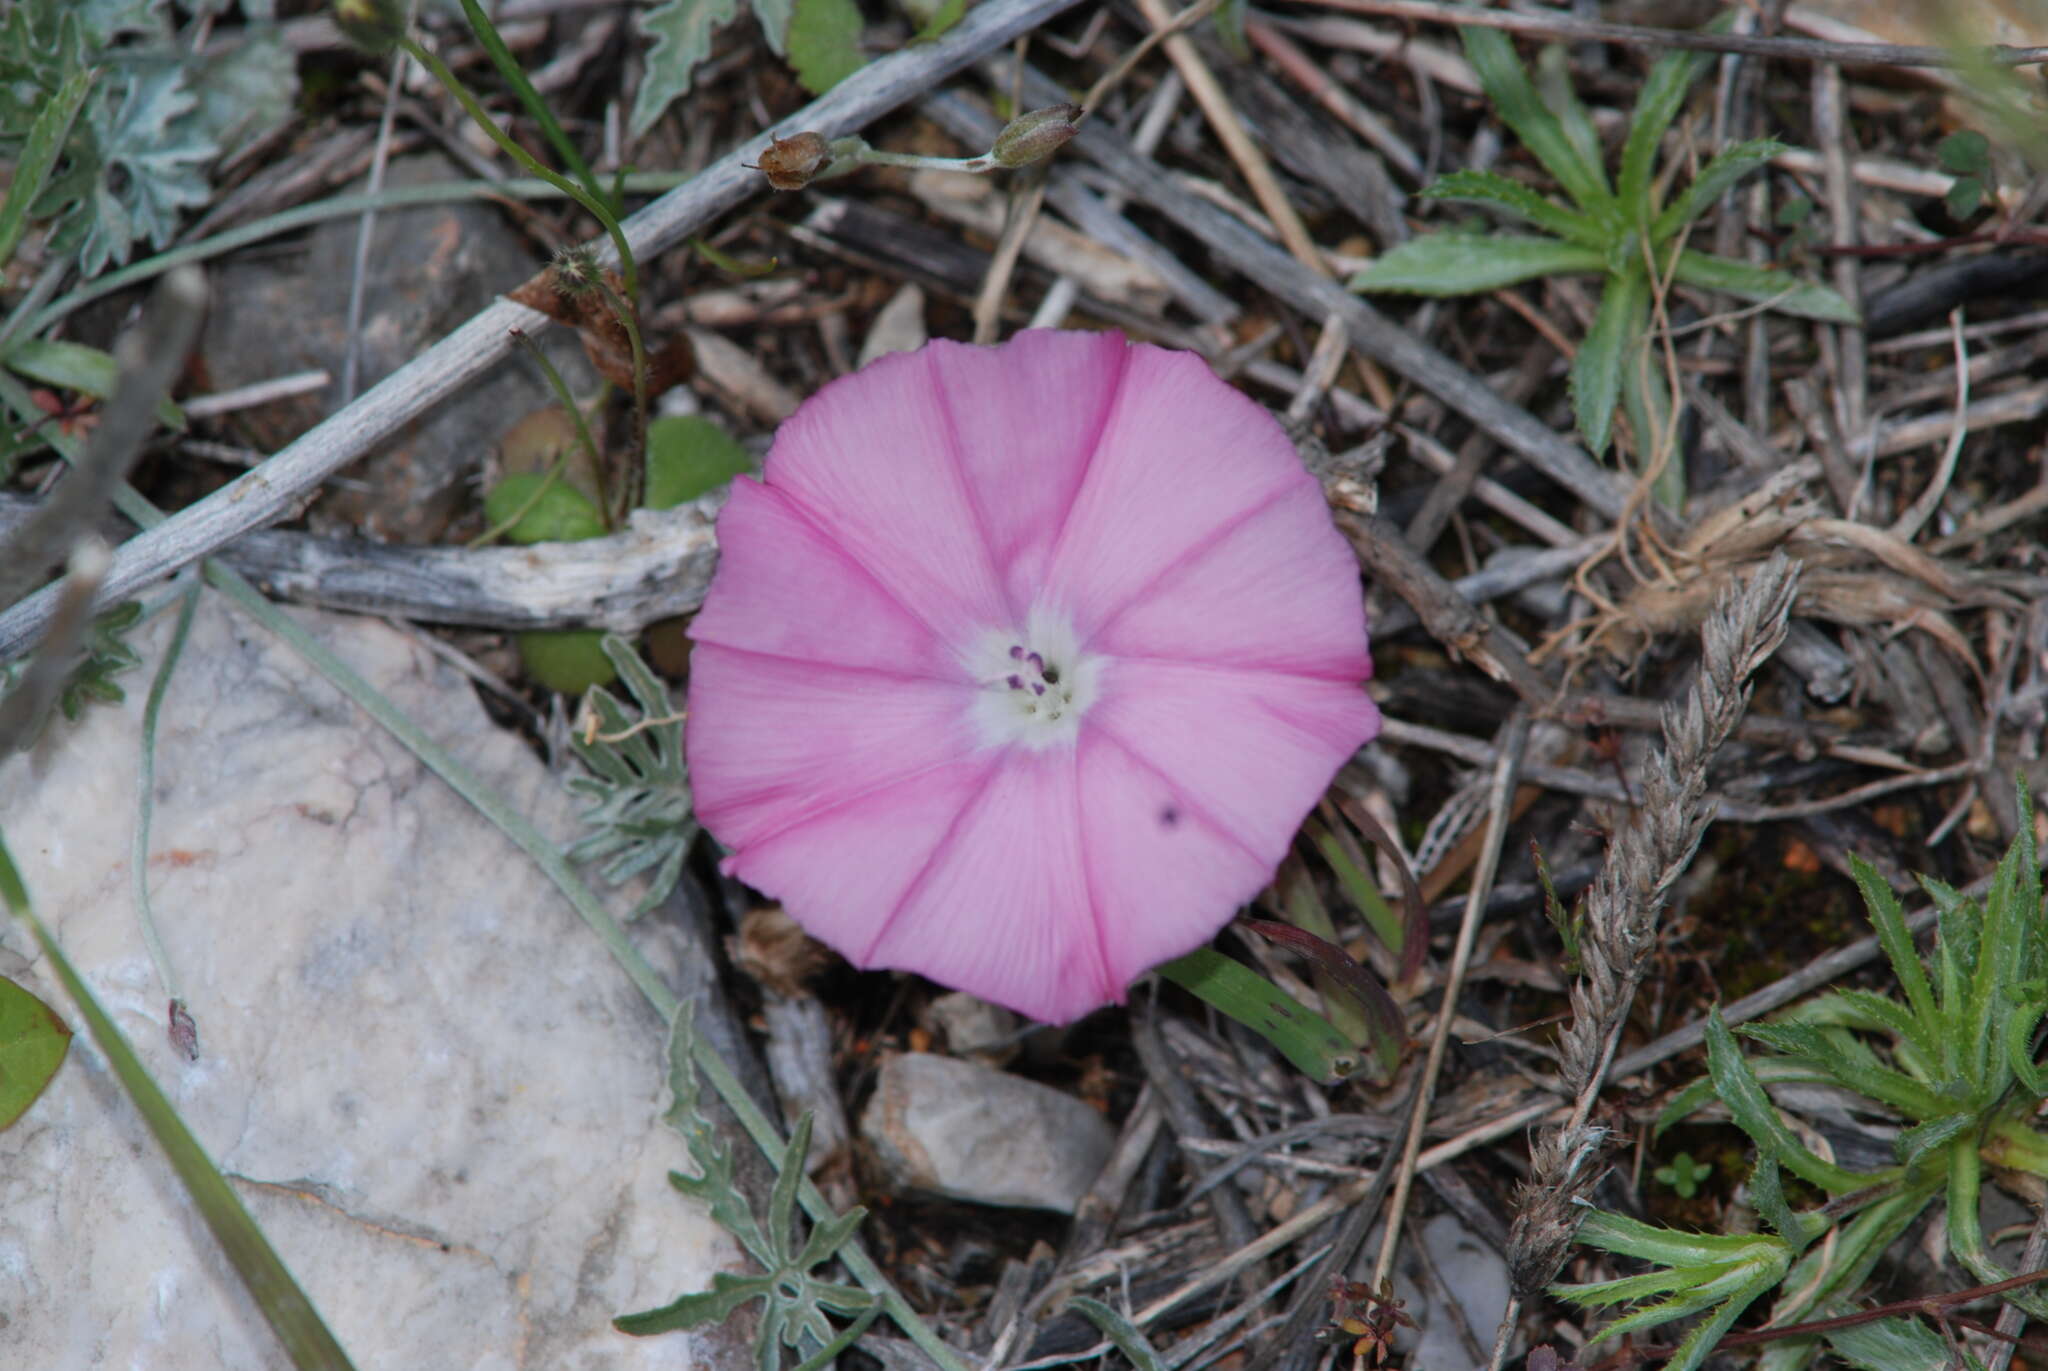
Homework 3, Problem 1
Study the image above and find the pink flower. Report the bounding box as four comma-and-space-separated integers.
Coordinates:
686, 330, 1379, 1023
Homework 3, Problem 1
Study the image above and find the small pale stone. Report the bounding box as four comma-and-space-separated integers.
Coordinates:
861, 1053, 1111, 1212
921, 991, 1019, 1066
0, 598, 735, 1369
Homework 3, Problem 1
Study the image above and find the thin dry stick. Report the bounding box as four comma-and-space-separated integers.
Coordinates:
0, 0, 1090, 662
1815, 62, 1870, 512
1892, 308, 1970, 543
1292, 0, 2048, 67
1495, 553, 1800, 1368
1372, 711, 1529, 1290
1131, 0, 1331, 278
970, 172, 1050, 343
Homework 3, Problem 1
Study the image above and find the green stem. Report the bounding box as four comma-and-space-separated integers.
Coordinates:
16, 175, 690, 344
397, 36, 640, 302
455, 0, 607, 210
132, 579, 200, 1002
589, 275, 650, 523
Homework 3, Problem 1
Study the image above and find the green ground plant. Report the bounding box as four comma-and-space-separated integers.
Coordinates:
1556, 787, 2046, 1371
1350, 26, 1857, 504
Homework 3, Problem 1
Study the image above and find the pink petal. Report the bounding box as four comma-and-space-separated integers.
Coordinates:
863, 751, 1113, 1023
690, 478, 956, 677
1090, 478, 1372, 678
763, 348, 1013, 646
919, 331, 1130, 604
723, 755, 1002, 963
1087, 660, 1379, 860
1076, 731, 1277, 990
686, 644, 982, 851
1038, 345, 1308, 637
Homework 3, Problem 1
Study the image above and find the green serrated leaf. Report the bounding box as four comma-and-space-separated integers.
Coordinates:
1421, 168, 1601, 245
616, 1271, 779, 1336
1706, 1008, 1888, 1194
1348, 233, 1603, 296
1652, 139, 1787, 242
787, 0, 865, 94
630, 0, 743, 137
1617, 45, 1711, 218
0, 65, 92, 273
0, 974, 71, 1131
1829, 1315, 1984, 1371
70, 61, 217, 277
1461, 27, 1612, 214
1669, 249, 1860, 324
753, 0, 796, 54
188, 29, 299, 162
565, 636, 695, 914
1570, 264, 1647, 458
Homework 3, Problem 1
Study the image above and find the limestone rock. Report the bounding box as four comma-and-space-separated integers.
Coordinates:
861, 1053, 1111, 1212
0, 596, 736, 1368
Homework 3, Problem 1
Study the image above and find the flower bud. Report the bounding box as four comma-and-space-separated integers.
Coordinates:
333, 0, 406, 52
991, 104, 1083, 169
756, 132, 832, 192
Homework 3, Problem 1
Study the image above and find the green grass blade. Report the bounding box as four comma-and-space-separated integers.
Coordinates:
1071, 1297, 1169, 1371
1156, 947, 1362, 1082
0, 68, 93, 273
456, 0, 608, 210
0, 834, 358, 1371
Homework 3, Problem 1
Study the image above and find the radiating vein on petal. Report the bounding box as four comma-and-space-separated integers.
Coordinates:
1091, 478, 1372, 678
1076, 731, 1275, 992
863, 751, 1114, 1023
1088, 660, 1379, 860
690, 478, 957, 677
764, 348, 1012, 645
687, 644, 982, 851
723, 755, 1001, 964
1038, 344, 1307, 638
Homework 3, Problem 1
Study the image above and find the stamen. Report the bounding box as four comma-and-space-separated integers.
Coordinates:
1007, 674, 1024, 690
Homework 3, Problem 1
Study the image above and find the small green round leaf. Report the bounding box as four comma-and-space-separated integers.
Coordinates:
644, 415, 753, 509
0, 975, 72, 1131
1937, 129, 1990, 176
484, 474, 606, 546
517, 630, 618, 694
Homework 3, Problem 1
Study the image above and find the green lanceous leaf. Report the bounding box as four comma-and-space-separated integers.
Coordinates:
1570, 264, 1649, 458
1670, 250, 1859, 324
1616, 45, 1711, 217
1349, 233, 1603, 296
1460, 27, 1612, 214
1829, 1315, 1986, 1371
1557, 1208, 1791, 1371
1422, 169, 1601, 245
0, 66, 92, 273
1071, 1298, 1170, 1371
631, 0, 743, 137
645, 415, 753, 509
1705, 1008, 1888, 1193
0, 974, 71, 1130
1652, 139, 1787, 241
786, 0, 865, 94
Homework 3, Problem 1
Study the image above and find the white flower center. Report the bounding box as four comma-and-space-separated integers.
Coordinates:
966, 609, 1104, 751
